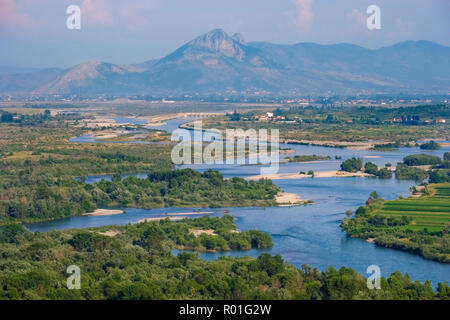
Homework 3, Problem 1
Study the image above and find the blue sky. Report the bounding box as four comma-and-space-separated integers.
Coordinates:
1, 0, 449, 68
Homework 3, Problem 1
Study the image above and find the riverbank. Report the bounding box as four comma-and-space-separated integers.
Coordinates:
282, 139, 378, 150
166, 211, 214, 216
141, 112, 225, 127
83, 209, 124, 216
275, 192, 308, 206
247, 170, 373, 181
137, 216, 185, 223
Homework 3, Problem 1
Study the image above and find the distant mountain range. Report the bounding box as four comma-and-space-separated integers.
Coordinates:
1, 29, 449, 97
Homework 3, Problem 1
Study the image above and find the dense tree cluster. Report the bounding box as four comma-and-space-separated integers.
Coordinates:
363, 162, 393, 179
0, 168, 280, 224
395, 163, 428, 181
429, 170, 450, 183
420, 141, 441, 150
0, 109, 84, 126
340, 158, 363, 173
403, 154, 442, 166
0, 219, 448, 300
394, 153, 450, 182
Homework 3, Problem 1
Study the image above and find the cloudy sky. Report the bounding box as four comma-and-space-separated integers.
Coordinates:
1, 0, 449, 68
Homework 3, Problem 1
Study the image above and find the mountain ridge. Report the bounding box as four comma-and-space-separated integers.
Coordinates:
1, 29, 449, 97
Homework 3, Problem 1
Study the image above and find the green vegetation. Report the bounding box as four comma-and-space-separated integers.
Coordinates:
0, 123, 170, 224
420, 141, 441, 150
395, 163, 428, 181
0, 167, 280, 224
284, 155, 330, 162
158, 215, 273, 251
340, 158, 363, 172
1, 106, 449, 300
0, 109, 84, 126
0, 217, 448, 300
97, 168, 280, 209
342, 184, 450, 263
403, 154, 442, 166
341, 158, 393, 178
377, 168, 393, 179
0, 119, 280, 225
371, 142, 403, 151
395, 153, 450, 182
206, 105, 450, 143
362, 162, 393, 179
429, 170, 450, 183
364, 162, 379, 175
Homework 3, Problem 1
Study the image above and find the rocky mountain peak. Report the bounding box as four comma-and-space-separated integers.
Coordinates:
231, 33, 246, 45
187, 29, 246, 59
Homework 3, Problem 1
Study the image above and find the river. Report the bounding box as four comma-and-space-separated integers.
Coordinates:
29, 116, 450, 286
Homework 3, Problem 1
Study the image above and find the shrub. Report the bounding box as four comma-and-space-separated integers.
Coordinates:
444, 152, 450, 161
396, 163, 428, 181
341, 158, 363, 173
429, 170, 450, 183
364, 162, 378, 175
420, 141, 441, 150
377, 168, 393, 179
403, 154, 442, 166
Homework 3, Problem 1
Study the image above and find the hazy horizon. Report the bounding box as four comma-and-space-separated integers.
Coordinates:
1, 0, 449, 68
2, 31, 448, 71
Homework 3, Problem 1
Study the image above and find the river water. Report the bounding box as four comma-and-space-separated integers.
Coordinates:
29, 117, 450, 286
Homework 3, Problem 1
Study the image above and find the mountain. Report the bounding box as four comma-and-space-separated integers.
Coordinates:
1, 29, 449, 97
0, 68, 63, 93
41, 61, 148, 95
141, 29, 285, 94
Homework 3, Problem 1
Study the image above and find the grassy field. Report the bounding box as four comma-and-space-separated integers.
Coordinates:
377, 184, 450, 232
0, 107, 45, 115
202, 104, 450, 143
341, 183, 450, 262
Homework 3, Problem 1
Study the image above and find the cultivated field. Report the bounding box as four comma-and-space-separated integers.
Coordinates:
377, 184, 450, 232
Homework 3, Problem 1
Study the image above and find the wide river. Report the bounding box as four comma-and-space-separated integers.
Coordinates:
29, 117, 450, 286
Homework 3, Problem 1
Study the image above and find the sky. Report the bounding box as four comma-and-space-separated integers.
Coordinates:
0, 0, 449, 68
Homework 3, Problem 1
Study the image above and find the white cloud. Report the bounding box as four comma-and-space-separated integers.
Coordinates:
293, 0, 314, 29
0, 0, 33, 27
346, 8, 366, 28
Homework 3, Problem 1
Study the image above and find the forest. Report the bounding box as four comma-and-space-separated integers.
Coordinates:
0, 216, 448, 300
0, 166, 280, 224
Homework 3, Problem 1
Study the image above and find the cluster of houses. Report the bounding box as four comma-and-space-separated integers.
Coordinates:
253, 112, 286, 121
391, 115, 446, 124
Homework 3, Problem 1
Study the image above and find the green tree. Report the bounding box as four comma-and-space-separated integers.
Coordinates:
364, 162, 378, 175
340, 158, 363, 173
420, 141, 441, 150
